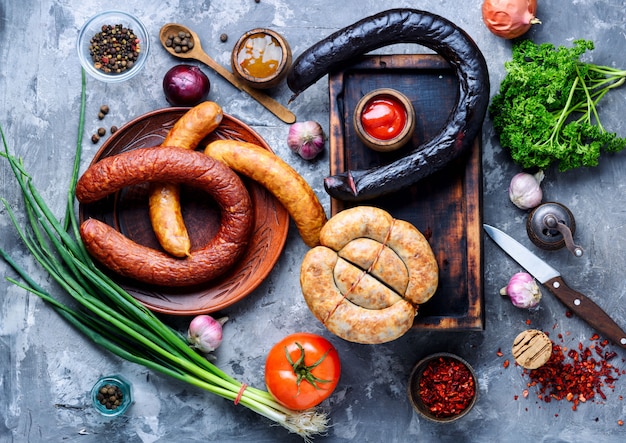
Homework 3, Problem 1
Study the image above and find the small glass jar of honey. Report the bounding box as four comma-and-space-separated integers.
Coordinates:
231, 28, 292, 89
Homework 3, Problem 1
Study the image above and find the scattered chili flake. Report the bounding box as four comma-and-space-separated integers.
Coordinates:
503, 359, 510, 369
520, 333, 622, 410
496, 348, 503, 357
416, 356, 476, 419
618, 420, 623, 426
526, 319, 532, 325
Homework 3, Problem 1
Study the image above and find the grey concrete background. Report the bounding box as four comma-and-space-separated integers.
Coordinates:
2, 0, 626, 442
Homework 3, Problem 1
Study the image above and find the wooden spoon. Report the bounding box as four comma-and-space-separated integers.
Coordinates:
160, 23, 296, 124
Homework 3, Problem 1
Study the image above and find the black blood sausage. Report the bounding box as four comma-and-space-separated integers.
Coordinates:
287, 9, 490, 201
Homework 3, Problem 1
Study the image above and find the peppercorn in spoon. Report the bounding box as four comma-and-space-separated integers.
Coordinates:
159, 23, 296, 124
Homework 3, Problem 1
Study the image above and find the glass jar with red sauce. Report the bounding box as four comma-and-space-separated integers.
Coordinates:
354, 88, 416, 152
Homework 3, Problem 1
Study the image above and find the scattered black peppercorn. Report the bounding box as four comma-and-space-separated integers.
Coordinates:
91, 134, 100, 144
89, 24, 141, 74
100, 105, 110, 115
220, 33, 228, 43
97, 127, 106, 136
110, 126, 118, 134
98, 112, 105, 120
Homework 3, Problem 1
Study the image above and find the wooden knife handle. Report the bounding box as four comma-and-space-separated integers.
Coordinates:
545, 276, 626, 349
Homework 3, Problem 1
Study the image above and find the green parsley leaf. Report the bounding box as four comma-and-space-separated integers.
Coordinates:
490, 39, 626, 171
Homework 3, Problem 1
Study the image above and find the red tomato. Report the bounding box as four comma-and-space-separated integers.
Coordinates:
265, 333, 340, 410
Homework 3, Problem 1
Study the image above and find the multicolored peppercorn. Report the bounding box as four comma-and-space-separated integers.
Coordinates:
89, 24, 141, 74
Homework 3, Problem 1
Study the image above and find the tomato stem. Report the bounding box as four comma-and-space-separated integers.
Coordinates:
286, 342, 332, 393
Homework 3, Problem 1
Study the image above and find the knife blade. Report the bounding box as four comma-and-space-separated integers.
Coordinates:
484, 224, 626, 349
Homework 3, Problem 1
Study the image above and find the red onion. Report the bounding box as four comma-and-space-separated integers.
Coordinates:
287, 121, 325, 160
163, 64, 210, 106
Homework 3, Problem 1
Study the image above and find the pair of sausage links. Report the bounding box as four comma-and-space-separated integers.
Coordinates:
204, 140, 327, 247
299, 206, 438, 344
149, 101, 224, 257
287, 9, 490, 201
77, 146, 253, 287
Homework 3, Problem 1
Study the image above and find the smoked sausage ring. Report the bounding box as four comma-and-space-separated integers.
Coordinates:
287, 9, 490, 201
76, 146, 253, 287
300, 206, 438, 344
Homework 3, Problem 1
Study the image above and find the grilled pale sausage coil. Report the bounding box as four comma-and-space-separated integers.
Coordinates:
300, 206, 438, 344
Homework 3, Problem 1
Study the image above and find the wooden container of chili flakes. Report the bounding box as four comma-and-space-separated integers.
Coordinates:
408, 352, 478, 422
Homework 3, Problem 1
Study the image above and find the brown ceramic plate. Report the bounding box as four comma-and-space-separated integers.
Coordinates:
79, 107, 290, 315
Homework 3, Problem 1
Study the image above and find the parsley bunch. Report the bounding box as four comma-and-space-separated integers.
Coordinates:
490, 39, 626, 171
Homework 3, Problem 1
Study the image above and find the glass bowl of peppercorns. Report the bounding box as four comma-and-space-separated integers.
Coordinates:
91, 374, 133, 416
407, 353, 478, 423
77, 11, 150, 83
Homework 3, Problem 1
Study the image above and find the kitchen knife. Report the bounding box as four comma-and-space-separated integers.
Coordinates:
484, 224, 626, 349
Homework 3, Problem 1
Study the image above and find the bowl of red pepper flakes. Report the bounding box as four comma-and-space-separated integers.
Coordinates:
77, 10, 150, 83
408, 352, 478, 422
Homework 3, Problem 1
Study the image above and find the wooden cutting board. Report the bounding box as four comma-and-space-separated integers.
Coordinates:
328, 54, 484, 331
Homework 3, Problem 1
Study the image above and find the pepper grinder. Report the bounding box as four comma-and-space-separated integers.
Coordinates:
526, 202, 584, 257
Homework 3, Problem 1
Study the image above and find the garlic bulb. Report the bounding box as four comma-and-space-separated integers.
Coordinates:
187, 315, 228, 353
500, 272, 542, 309
508, 170, 544, 210
287, 121, 326, 160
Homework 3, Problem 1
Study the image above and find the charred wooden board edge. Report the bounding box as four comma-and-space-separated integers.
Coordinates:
328, 54, 484, 331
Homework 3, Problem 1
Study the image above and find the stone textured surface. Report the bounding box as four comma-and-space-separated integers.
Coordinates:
2, 1, 626, 442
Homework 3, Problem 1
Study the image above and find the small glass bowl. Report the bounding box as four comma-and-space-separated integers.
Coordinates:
353, 88, 416, 152
91, 374, 133, 416
407, 352, 478, 423
77, 11, 150, 83
230, 28, 292, 89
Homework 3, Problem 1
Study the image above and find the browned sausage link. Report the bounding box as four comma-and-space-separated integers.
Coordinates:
204, 140, 327, 247
150, 101, 224, 257
161, 101, 223, 149
77, 147, 253, 287
148, 183, 189, 256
